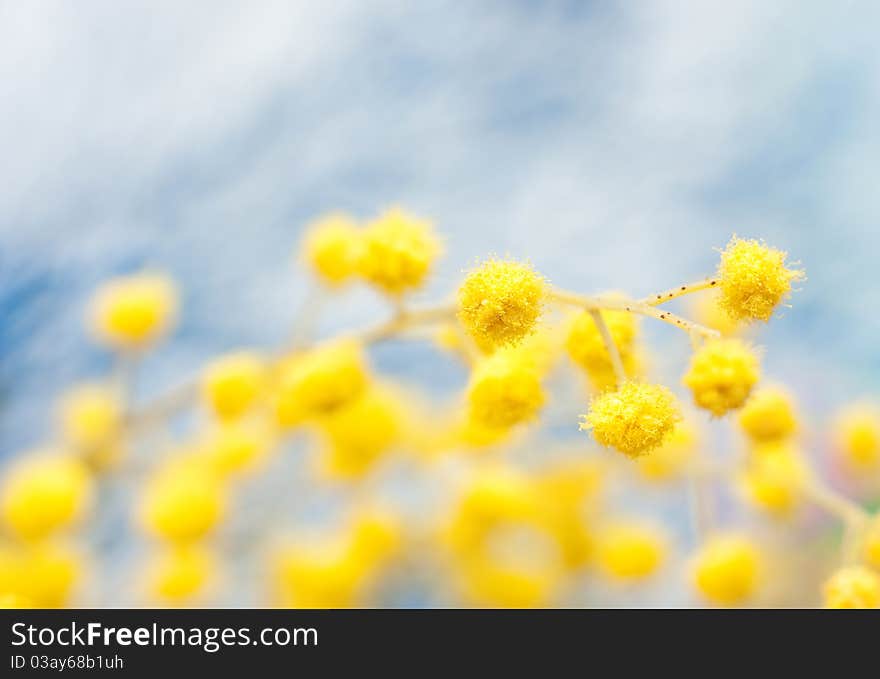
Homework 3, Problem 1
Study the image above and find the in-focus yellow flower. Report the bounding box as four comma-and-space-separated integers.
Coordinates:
202, 351, 267, 421
58, 384, 123, 467
274, 340, 369, 427
692, 534, 761, 607
581, 382, 681, 458
637, 418, 699, 481
832, 403, 880, 469
357, 207, 440, 295
738, 385, 798, 443
15, 542, 83, 608
145, 545, 216, 605
740, 443, 806, 516
89, 273, 178, 350
200, 419, 276, 477
566, 309, 639, 391
823, 566, 880, 609
301, 213, 362, 287
0, 454, 93, 542
458, 258, 545, 350
716, 236, 803, 322
596, 522, 667, 581
317, 388, 401, 480
140, 459, 226, 544
683, 338, 760, 416
466, 347, 545, 430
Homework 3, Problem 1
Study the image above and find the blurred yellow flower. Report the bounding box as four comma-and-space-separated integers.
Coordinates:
690, 290, 743, 336
467, 347, 545, 430
89, 273, 178, 350
140, 459, 227, 544
202, 351, 267, 421
823, 566, 880, 609
301, 213, 362, 287
832, 403, 880, 469
146, 545, 216, 605
357, 207, 440, 295
200, 419, 276, 477
738, 385, 798, 443
14, 542, 83, 608
596, 522, 667, 581
566, 308, 639, 391
0, 454, 93, 542
740, 443, 806, 517
274, 340, 369, 427
58, 384, 123, 465
636, 419, 698, 481
536, 459, 604, 569
683, 338, 760, 416
692, 534, 761, 607
317, 388, 401, 480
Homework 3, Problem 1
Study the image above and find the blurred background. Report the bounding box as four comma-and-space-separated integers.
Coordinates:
2, 1, 880, 608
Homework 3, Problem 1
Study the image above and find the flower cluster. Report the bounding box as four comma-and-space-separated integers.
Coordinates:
5, 213, 880, 611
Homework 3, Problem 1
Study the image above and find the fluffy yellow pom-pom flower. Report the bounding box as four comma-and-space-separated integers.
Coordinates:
596, 522, 666, 581
0, 454, 93, 542
581, 382, 681, 458
566, 309, 639, 391
89, 273, 178, 350
692, 535, 761, 606
467, 347, 545, 430
823, 566, 880, 609
274, 341, 369, 427
140, 459, 226, 544
202, 351, 267, 421
738, 385, 798, 443
458, 258, 545, 350
832, 403, 880, 469
58, 384, 123, 464
145, 545, 216, 605
740, 443, 806, 516
301, 213, 362, 287
683, 338, 760, 416
357, 207, 440, 295
716, 236, 803, 322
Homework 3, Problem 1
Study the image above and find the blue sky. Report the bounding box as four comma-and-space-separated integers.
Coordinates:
2, 0, 880, 455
